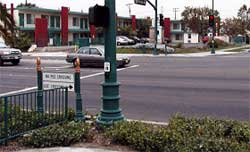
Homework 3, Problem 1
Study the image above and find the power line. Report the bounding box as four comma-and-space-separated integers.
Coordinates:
126, 3, 133, 16
173, 8, 179, 20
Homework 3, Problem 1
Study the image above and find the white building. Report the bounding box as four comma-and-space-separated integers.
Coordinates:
184, 33, 199, 44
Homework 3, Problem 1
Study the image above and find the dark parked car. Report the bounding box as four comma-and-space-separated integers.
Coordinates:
0, 42, 22, 66
66, 47, 130, 68
131, 36, 147, 44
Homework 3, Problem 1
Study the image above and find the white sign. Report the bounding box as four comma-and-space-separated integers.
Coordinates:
43, 72, 75, 91
104, 62, 110, 72
44, 81, 74, 92
134, 0, 146, 5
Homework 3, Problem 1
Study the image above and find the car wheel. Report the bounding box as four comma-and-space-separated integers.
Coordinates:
0, 57, 3, 66
117, 42, 121, 45
11, 59, 20, 65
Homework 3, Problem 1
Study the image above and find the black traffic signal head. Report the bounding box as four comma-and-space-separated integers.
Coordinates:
89, 4, 109, 28
209, 15, 215, 27
160, 14, 164, 26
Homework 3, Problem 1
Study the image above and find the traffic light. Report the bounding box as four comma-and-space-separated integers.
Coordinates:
209, 15, 215, 27
89, 4, 109, 28
160, 14, 164, 26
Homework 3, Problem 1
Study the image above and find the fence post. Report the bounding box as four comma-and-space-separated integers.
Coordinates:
36, 57, 44, 113
64, 87, 68, 120
4, 97, 8, 145
74, 58, 85, 121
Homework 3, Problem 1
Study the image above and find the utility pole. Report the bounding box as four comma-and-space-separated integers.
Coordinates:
211, 0, 215, 54
126, 3, 133, 16
173, 8, 179, 20
154, 0, 158, 55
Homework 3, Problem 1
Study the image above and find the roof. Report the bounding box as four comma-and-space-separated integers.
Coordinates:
15, 6, 88, 16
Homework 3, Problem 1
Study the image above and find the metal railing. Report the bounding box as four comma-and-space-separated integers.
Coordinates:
0, 87, 68, 144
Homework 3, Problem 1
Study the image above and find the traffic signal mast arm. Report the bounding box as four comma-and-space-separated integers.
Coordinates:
146, 0, 156, 10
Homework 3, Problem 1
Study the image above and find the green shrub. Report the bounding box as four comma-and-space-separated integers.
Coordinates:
175, 43, 183, 48
22, 122, 90, 148
208, 39, 231, 48
106, 116, 250, 152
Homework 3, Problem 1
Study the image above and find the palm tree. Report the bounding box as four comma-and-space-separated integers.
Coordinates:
0, 3, 16, 46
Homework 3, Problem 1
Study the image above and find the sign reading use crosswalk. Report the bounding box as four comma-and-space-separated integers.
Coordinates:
134, 0, 146, 5
43, 72, 74, 92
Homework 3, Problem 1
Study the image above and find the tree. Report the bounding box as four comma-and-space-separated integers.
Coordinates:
16, 3, 36, 8
222, 18, 244, 37
238, 4, 247, 20
237, 4, 250, 31
117, 26, 136, 37
15, 32, 33, 52
0, 3, 16, 47
181, 7, 220, 36
136, 18, 151, 38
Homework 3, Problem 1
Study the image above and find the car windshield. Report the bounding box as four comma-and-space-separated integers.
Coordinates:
120, 36, 129, 40
0, 42, 7, 48
78, 47, 89, 54
96, 47, 104, 55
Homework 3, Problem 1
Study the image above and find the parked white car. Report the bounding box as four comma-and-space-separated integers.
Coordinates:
0, 42, 22, 66
119, 36, 136, 45
116, 36, 128, 45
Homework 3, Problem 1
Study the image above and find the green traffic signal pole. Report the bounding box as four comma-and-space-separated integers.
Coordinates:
211, 0, 215, 54
74, 58, 85, 121
36, 57, 44, 113
96, 0, 124, 125
146, 0, 158, 55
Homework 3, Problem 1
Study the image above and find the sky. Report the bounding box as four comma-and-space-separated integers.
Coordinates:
1, 0, 249, 20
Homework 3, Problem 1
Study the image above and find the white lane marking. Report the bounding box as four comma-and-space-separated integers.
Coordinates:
0, 65, 140, 96
80, 65, 139, 79
0, 87, 37, 97
0, 74, 36, 78
45, 65, 72, 69
0, 65, 72, 70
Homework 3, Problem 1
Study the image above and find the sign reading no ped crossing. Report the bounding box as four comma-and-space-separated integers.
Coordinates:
43, 72, 74, 92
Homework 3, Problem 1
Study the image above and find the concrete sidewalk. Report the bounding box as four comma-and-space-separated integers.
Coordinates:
18, 147, 120, 152
22, 45, 250, 58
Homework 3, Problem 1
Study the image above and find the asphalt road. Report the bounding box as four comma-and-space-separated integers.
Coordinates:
0, 52, 249, 122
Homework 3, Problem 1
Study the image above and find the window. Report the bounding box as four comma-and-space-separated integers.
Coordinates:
19, 13, 24, 26
176, 34, 180, 40
188, 34, 191, 39
26, 14, 34, 24
90, 48, 101, 55
80, 18, 84, 29
78, 47, 89, 54
84, 19, 88, 29
55, 16, 60, 28
50, 16, 55, 27
73, 33, 79, 41
73, 17, 79, 26
173, 23, 180, 30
